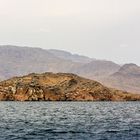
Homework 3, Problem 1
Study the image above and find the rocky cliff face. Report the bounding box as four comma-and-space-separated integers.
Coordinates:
0, 72, 139, 101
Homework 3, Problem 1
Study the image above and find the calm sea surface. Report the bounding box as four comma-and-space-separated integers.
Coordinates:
0, 102, 139, 140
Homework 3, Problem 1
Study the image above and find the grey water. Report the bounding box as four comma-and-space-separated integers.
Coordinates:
0, 102, 139, 140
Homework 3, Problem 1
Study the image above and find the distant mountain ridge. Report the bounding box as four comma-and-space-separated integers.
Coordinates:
0, 45, 80, 79
104, 64, 140, 93
114, 64, 140, 76
48, 49, 93, 63
0, 45, 140, 93
72, 60, 120, 80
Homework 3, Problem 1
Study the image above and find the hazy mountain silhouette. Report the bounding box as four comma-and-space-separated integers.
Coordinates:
0, 45, 140, 93
104, 64, 140, 93
48, 49, 93, 63
0, 45, 82, 79
72, 60, 120, 80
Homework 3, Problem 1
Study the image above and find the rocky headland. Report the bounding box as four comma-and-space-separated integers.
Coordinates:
0, 72, 139, 101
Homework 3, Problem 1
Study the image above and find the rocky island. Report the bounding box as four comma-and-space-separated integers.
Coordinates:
0, 72, 139, 101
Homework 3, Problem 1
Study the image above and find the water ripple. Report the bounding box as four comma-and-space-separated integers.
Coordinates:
0, 102, 139, 140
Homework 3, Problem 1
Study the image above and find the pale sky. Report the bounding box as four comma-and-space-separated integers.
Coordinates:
0, 0, 140, 65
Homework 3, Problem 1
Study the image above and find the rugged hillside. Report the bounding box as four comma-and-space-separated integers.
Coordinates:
0, 72, 139, 101
0, 45, 81, 79
103, 64, 140, 93
73, 60, 120, 81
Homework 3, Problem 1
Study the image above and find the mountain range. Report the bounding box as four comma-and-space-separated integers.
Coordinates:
0, 45, 140, 94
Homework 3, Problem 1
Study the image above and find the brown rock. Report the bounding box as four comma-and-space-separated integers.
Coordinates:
0, 72, 139, 101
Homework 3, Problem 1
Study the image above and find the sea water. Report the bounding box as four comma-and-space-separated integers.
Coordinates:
0, 102, 139, 140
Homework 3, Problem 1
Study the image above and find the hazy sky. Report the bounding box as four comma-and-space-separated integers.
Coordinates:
0, 0, 140, 65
